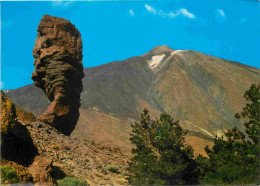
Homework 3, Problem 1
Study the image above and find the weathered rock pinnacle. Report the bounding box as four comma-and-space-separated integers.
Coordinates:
32, 15, 84, 135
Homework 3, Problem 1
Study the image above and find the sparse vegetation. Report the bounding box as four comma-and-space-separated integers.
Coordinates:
57, 177, 88, 186
106, 164, 120, 173
1, 166, 20, 184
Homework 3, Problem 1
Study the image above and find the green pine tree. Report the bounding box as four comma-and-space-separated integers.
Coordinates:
127, 109, 199, 185
235, 83, 260, 144
199, 83, 260, 184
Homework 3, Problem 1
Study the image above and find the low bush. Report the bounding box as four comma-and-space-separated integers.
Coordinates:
1, 166, 20, 184
57, 177, 88, 186
106, 164, 120, 173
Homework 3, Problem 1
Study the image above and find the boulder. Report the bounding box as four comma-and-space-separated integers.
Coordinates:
27, 156, 54, 185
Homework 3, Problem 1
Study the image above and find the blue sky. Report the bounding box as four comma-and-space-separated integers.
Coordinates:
1, 0, 260, 90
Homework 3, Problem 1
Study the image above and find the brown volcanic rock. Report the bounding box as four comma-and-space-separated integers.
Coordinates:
16, 107, 36, 122
1, 91, 17, 133
31, 15, 84, 135
1, 92, 54, 185
1, 91, 38, 166
21, 120, 129, 185
27, 156, 54, 185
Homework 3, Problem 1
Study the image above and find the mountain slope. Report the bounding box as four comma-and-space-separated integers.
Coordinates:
6, 45, 260, 155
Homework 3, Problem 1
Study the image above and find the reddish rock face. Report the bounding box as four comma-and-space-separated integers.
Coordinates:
32, 15, 84, 135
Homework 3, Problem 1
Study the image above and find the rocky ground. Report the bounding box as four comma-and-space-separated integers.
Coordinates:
21, 119, 129, 185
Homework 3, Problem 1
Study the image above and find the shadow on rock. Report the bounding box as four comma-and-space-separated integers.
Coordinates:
1, 121, 38, 167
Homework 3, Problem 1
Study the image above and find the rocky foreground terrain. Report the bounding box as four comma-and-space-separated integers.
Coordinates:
1, 91, 129, 185
21, 120, 129, 185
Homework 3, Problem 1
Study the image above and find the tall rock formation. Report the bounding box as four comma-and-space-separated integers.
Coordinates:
31, 15, 84, 135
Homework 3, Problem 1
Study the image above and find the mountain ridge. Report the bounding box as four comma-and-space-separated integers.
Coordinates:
3, 45, 259, 92
5, 45, 260, 155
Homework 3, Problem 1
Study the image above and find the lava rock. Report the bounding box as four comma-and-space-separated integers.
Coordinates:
1, 91, 38, 166
1, 91, 18, 133
32, 15, 84, 135
27, 156, 54, 185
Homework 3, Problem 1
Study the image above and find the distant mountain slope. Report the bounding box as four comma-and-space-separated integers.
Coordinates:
6, 45, 260, 155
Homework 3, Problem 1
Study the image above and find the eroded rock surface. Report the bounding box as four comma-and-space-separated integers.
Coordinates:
1, 91, 17, 133
1, 91, 38, 166
32, 15, 84, 135
22, 120, 129, 185
1, 92, 54, 185
16, 107, 36, 122
27, 156, 54, 185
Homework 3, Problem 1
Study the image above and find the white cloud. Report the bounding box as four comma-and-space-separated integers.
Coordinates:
0, 19, 13, 28
129, 9, 134, 16
144, 4, 195, 19
157, 10, 176, 18
217, 9, 225, 17
145, 4, 156, 14
52, 0, 74, 8
168, 12, 176, 18
178, 8, 195, 19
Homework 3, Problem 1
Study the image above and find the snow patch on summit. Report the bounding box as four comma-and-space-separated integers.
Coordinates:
148, 54, 165, 70
171, 50, 184, 56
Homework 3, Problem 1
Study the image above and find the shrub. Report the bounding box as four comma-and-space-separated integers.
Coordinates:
1, 166, 20, 184
57, 177, 88, 186
106, 164, 120, 173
